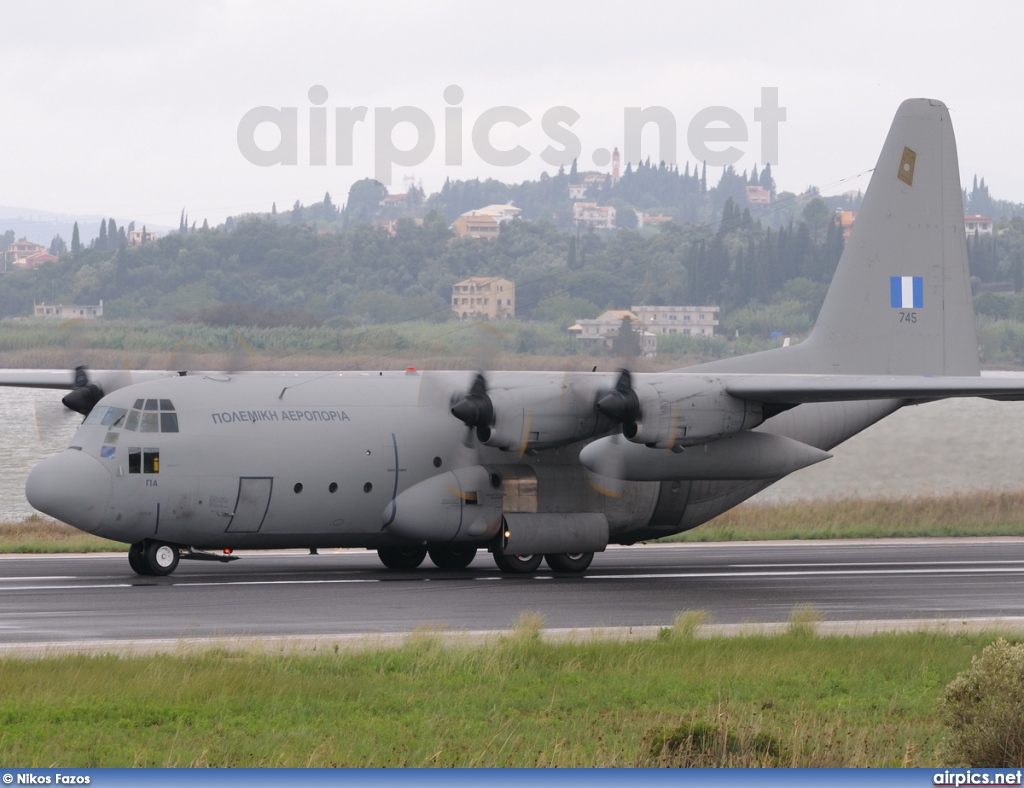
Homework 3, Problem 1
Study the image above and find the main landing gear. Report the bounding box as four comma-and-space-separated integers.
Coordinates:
375, 546, 593, 575
493, 552, 595, 574
376, 545, 480, 570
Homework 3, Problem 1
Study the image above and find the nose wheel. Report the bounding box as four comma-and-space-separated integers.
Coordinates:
128, 540, 181, 576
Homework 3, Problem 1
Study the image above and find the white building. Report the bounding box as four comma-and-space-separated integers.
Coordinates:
568, 310, 657, 356
631, 305, 719, 337
573, 202, 617, 229
34, 300, 104, 319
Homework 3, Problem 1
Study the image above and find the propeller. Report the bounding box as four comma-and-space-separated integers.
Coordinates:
587, 367, 646, 498
450, 371, 493, 442
61, 366, 104, 416
595, 368, 641, 432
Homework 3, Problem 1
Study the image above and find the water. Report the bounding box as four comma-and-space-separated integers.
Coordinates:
0, 386, 82, 521
753, 395, 1024, 502
3, 382, 1024, 521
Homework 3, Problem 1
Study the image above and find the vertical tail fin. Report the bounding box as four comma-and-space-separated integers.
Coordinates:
807, 98, 977, 375
697, 98, 978, 376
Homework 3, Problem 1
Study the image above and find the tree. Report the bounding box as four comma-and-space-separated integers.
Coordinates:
612, 315, 641, 357
801, 197, 831, 243
97, 219, 107, 251
617, 207, 638, 230
48, 235, 67, 256
344, 178, 387, 226
71, 222, 81, 257
759, 163, 775, 196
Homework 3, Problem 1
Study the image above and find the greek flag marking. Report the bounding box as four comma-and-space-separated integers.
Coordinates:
890, 276, 923, 309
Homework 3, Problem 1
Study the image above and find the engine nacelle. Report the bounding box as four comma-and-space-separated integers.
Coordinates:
477, 375, 615, 452
625, 376, 763, 449
579, 430, 831, 481
384, 465, 503, 542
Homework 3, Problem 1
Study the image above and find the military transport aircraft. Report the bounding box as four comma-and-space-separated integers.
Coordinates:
5, 98, 1024, 577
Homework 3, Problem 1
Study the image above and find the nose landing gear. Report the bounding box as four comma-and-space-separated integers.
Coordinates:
128, 540, 181, 576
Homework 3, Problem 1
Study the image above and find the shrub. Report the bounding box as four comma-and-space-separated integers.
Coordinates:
943, 638, 1024, 766
639, 720, 786, 767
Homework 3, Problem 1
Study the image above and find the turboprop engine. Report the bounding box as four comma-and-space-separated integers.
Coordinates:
596, 372, 764, 450
449, 372, 620, 452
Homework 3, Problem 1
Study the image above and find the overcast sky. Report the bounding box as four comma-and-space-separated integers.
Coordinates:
3, 0, 1022, 228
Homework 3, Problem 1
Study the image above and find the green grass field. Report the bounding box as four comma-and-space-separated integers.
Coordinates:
0, 619, 1007, 767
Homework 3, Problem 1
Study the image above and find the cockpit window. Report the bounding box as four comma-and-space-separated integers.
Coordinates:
89, 400, 178, 432
101, 408, 127, 428
83, 406, 107, 426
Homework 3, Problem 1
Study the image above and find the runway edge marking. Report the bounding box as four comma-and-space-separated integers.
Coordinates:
4, 617, 1024, 659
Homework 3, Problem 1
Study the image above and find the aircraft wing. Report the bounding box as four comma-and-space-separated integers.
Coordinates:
721, 374, 1024, 405
0, 369, 181, 391
0, 370, 80, 389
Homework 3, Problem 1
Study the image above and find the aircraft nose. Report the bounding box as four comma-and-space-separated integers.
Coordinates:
26, 450, 112, 533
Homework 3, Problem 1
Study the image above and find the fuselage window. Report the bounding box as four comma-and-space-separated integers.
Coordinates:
160, 412, 179, 433
104, 432, 119, 445
159, 399, 175, 411
140, 412, 159, 432
125, 410, 140, 431
133, 399, 144, 409
144, 399, 159, 411
144, 449, 160, 473
128, 448, 141, 474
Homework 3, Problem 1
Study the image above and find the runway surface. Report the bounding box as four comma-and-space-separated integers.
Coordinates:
2, 539, 1024, 651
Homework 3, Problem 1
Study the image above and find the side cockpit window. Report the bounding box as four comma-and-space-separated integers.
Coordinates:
128, 447, 160, 474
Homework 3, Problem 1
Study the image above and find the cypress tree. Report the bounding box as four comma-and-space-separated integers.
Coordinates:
97, 220, 107, 250
71, 222, 81, 256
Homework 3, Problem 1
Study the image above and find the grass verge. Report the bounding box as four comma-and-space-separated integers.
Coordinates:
0, 627, 1007, 766
665, 489, 1024, 541
0, 516, 124, 553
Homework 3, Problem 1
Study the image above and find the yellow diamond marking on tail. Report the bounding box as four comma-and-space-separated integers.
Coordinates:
897, 146, 916, 186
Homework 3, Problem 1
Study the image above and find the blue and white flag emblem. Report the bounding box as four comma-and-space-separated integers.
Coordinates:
890, 276, 923, 309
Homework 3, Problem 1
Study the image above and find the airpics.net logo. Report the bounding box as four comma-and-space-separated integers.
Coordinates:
236, 85, 786, 186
